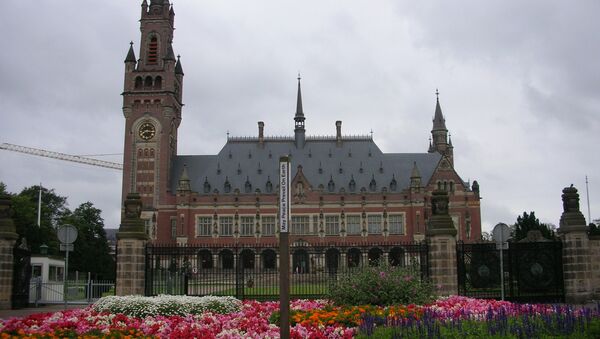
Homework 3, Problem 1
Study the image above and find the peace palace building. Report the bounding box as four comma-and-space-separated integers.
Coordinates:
121, 1, 482, 268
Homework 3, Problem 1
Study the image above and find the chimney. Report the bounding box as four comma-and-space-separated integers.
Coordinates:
336, 120, 342, 145
258, 121, 264, 146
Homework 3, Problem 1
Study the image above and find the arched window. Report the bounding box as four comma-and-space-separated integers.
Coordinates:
203, 177, 211, 193
144, 76, 153, 88
389, 176, 397, 191
347, 248, 361, 268
223, 177, 231, 193
240, 249, 255, 270
389, 247, 405, 267
369, 176, 377, 192
197, 250, 213, 269
265, 178, 273, 193
244, 177, 252, 193
368, 248, 383, 266
154, 76, 162, 89
349, 176, 356, 192
262, 249, 277, 270
134, 77, 143, 89
328, 177, 335, 192
147, 36, 158, 64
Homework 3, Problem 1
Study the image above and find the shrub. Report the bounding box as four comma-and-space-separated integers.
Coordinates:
92, 295, 241, 318
327, 263, 434, 306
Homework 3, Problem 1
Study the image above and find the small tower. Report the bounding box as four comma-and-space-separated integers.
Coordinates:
294, 75, 306, 148
410, 161, 422, 193
428, 89, 453, 165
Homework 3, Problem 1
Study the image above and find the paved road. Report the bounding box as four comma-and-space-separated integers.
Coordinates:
0, 304, 89, 321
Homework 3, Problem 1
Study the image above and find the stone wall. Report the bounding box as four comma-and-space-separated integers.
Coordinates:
116, 239, 146, 296
428, 234, 457, 296
589, 237, 600, 299
0, 239, 16, 309
561, 232, 592, 303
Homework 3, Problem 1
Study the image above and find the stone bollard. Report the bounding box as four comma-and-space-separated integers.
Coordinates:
427, 190, 458, 296
0, 194, 19, 309
116, 193, 148, 296
557, 186, 592, 304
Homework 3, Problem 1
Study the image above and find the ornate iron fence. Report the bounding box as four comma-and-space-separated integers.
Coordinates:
145, 241, 428, 300
457, 241, 564, 303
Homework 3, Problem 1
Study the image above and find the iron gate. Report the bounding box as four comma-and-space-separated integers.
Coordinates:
457, 241, 564, 303
145, 241, 429, 300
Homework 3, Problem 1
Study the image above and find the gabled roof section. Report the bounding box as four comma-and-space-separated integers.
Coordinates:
170, 137, 441, 195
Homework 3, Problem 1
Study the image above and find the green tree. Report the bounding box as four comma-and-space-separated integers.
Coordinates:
513, 211, 556, 241
0, 182, 8, 195
63, 202, 115, 280
10, 185, 69, 254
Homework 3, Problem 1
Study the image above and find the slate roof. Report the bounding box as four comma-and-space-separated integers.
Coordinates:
170, 136, 441, 195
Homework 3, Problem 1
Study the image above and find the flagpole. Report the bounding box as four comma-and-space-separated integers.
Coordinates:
37, 183, 42, 227
586, 175, 591, 224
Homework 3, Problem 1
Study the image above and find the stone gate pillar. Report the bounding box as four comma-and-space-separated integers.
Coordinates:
116, 193, 148, 296
557, 186, 592, 303
0, 195, 18, 309
427, 190, 458, 296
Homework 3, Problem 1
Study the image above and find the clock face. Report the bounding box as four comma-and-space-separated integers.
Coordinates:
138, 122, 156, 141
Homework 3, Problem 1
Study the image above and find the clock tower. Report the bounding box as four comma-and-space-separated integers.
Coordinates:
121, 0, 184, 212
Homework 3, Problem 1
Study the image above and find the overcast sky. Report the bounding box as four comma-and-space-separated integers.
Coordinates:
1, 0, 598, 233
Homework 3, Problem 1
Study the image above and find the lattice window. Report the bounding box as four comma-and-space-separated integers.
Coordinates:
196, 216, 212, 237
325, 215, 340, 235
367, 215, 382, 234
388, 214, 404, 234
291, 216, 310, 235
220, 216, 233, 236
346, 215, 361, 235
240, 216, 254, 236
170, 218, 177, 238
262, 216, 275, 236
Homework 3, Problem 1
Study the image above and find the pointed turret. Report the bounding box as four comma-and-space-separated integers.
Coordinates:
125, 42, 137, 63
294, 74, 306, 148
175, 55, 184, 75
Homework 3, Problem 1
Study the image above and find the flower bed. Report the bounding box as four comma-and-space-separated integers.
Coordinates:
0, 296, 598, 338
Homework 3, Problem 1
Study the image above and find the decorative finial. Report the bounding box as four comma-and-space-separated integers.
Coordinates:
177, 54, 181, 59
226, 130, 230, 138
370, 129, 374, 138
435, 88, 439, 99
297, 72, 301, 81
130, 41, 134, 46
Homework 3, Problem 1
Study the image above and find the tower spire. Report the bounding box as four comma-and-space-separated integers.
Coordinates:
429, 89, 453, 165
432, 88, 446, 130
125, 41, 137, 63
294, 74, 306, 148
295, 74, 305, 121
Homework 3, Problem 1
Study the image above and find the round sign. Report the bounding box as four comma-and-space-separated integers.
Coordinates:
57, 224, 78, 244
492, 223, 511, 244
